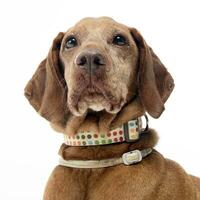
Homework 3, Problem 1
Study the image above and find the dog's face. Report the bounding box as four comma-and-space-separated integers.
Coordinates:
24, 17, 174, 131
60, 17, 138, 116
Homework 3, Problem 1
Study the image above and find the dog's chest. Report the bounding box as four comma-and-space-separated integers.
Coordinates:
59, 164, 159, 200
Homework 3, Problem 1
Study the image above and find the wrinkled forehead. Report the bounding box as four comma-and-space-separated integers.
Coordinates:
64, 17, 131, 40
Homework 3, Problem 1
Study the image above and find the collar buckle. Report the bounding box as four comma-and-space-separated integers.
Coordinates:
122, 150, 142, 165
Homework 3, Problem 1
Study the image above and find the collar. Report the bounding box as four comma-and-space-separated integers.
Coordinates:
64, 116, 148, 146
59, 148, 152, 168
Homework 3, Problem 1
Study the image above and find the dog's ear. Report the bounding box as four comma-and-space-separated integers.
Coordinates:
24, 32, 69, 125
130, 28, 174, 118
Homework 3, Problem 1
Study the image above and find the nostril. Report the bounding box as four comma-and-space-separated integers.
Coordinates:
93, 55, 105, 66
94, 57, 100, 65
77, 56, 87, 66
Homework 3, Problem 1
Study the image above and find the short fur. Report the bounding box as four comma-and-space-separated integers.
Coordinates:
24, 17, 200, 199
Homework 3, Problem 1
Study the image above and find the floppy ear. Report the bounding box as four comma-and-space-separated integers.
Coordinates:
130, 28, 175, 118
24, 32, 70, 126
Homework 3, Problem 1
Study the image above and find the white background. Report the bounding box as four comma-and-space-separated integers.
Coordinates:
0, 0, 200, 199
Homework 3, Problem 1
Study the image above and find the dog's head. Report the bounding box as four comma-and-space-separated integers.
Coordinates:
60, 17, 140, 116
24, 17, 174, 130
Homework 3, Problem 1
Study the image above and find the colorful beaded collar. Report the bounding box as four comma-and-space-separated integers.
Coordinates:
64, 116, 148, 146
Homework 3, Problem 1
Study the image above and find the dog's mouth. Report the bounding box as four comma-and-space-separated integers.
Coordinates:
86, 85, 103, 96
68, 83, 126, 116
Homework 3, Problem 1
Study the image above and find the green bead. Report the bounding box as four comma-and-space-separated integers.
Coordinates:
95, 140, 99, 145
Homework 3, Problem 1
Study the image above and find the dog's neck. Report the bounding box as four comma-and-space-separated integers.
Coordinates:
59, 128, 158, 161
60, 98, 145, 137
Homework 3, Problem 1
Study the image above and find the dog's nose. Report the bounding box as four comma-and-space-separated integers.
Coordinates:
76, 50, 106, 73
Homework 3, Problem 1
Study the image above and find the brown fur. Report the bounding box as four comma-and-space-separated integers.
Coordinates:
24, 17, 200, 199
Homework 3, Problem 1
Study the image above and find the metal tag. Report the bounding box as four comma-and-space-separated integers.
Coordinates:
122, 150, 142, 165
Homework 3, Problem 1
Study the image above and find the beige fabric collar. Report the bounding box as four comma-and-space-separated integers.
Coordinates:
64, 116, 148, 146
59, 148, 152, 168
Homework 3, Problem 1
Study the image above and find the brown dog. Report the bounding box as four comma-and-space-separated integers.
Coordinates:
24, 17, 200, 199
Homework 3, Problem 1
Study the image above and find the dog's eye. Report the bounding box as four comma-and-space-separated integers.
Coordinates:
112, 35, 127, 46
65, 36, 77, 49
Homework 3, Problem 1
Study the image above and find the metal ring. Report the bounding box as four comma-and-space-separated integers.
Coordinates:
141, 114, 149, 133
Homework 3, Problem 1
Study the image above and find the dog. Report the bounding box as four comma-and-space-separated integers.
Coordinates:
24, 17, 200, 200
